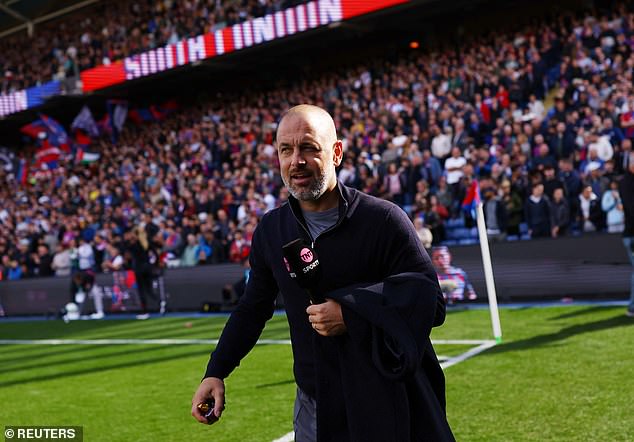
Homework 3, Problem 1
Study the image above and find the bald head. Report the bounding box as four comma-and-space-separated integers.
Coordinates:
277, 104, 338, 146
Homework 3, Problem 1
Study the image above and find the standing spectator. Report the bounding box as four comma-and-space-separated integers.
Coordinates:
420, 149, 443, 190
501, 180, 523, 237
128, 227, 157, 318
381, 162, 405, 207
31, 244, 54, 277
430, 125, 451, 160
549, 122, 575, 161
77, 237, 95, 271
228, 230, 250, 263
601, 180, 625, 234
413, 217, 433, 251
542, 165, 563, 200
181, 233, 202, 267
558, 158, 582, 221
482, 185, 507, 242
444, 147, 466, 198
550, 188, 571, 238
51, 243, 71, 277
614, 138, 632, 174
619, 154, 634, 317
578, 185, 604, 233
524, 183, 551, 238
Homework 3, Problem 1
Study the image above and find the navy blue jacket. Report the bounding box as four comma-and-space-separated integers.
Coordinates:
205, 183, 449, 439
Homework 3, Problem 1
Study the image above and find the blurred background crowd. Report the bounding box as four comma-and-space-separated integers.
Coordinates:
0, 0, 633, 282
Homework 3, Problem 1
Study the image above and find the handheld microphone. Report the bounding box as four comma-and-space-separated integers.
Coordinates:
282, 238, 325, 304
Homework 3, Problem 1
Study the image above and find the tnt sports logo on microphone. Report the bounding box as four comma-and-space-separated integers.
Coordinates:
300, 248, 313, 263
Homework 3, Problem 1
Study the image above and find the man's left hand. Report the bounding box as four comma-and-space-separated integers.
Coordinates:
306, 299, 346, 336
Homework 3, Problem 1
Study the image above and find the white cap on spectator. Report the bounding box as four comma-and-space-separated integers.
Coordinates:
586, 161, 601, 173
198, 212, 208, 222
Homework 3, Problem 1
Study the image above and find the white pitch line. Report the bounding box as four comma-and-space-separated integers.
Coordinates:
440, 340, 497, 370
0, 339, 292, 345
271, 431, 294, 442
433, 339, 493, 345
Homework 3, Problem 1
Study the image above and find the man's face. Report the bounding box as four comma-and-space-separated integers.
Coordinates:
276, 112, 342, 202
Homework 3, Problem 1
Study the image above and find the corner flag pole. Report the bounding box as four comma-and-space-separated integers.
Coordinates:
475, 201, 503, 343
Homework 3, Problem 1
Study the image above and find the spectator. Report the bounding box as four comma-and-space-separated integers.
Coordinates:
413, 217, 433, 250
444, 147, 466, 197
578, 185, 604, 233
228, 230, 250, 264
500, 180, 523, 237
77, 237, 95, 271
524, 183, 551, 238
601, 180, 625, 233
550, 188, 571, 238
31, 244, 54, 277
51, 243, 71, 277
181, 233, 202, 267
482, 185, 507, 242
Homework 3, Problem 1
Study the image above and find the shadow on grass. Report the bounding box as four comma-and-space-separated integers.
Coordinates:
256, 379, 295, 389
0, 346, 213, 388
0, 322, 290, 366
549, 306, 621, 321
486, 314, 634, 355
0, 342, 215, 376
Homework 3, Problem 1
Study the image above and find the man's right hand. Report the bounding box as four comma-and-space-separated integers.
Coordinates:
191, 377, 225, 425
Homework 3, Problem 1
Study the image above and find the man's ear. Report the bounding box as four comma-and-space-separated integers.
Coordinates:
333, 140, 343, 167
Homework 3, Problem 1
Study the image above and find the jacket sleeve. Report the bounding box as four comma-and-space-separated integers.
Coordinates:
204, 221, 279, 380
379, 205, 446, 326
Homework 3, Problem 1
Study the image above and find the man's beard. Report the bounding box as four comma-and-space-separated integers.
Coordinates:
283, 170, 329, 202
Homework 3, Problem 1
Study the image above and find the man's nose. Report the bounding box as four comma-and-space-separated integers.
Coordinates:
291, 150, 307, 167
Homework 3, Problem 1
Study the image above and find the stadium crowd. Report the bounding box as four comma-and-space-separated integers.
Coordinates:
0, 0, 308, 93
0, 3, 633, 281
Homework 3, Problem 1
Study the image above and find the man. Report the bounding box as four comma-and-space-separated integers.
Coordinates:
619, 153, 634, 317
191, 105, 453, 441
524, 183, 551, 238
550, 187, 571, 238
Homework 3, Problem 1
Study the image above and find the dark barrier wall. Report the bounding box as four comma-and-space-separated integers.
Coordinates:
445, 233, 629, 301
0, 264, 246, 316
0, 234, 630, 316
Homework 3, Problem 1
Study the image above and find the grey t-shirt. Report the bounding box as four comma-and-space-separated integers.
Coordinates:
302, 206, 339, 241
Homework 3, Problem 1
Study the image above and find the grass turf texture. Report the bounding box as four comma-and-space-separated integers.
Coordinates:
0, 305, 632, 441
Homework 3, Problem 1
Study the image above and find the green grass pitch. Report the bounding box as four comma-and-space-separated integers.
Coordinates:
0, 305, 632, 441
